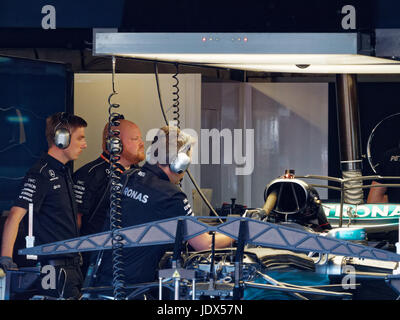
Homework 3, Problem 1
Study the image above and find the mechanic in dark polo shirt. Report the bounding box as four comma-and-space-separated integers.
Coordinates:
0, 112, 87, 299
93, 126, 233, 289
368, 146, 400, 203
72, 118, 145, 277
73, 118, 145, 236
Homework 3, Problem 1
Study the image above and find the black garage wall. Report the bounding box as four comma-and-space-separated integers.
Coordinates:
0, 56, 72, 266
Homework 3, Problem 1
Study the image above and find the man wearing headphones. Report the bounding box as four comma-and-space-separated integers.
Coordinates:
0, 112, 87, 299
92, 126, 233, 289
72, 118, 144, 278
73, 118, 145, 236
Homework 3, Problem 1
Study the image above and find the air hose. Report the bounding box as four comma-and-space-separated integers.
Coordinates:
154, 62, 223, 222
108, 56, 125, 300
172, 63, 181, 129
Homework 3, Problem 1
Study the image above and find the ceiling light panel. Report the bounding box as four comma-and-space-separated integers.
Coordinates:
95, 32, 400, 74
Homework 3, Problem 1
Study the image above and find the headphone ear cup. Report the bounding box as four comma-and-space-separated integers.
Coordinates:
54, 128, 71, 149
107, 137, 123, 155
170, 152, 191, 174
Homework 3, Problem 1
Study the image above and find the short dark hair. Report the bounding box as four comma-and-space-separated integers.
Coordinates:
46, 112, 87, 148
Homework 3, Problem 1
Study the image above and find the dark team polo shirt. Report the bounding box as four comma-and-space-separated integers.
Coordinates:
378, 147, 400, 203
13, 153, 79, 259
72, 152, 128, 236
95, 162, 193, 287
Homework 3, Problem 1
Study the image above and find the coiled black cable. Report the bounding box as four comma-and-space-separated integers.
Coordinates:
172, 63, 180, 129
108, 56, 125, 300
172, 63, 182, 189
153, 62, 223, 223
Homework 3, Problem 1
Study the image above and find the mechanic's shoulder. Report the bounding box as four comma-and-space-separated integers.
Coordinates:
25, 158, 52, 183
78, 157, 105, 174
74, 157, 106, 178
155, 177, 185, 199
137, 168, 182, 197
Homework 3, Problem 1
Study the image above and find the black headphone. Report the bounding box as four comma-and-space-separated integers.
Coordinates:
106, 114, 124, 155
169, 141, 192, 174
54, 112, 71, 149
107, 136, 123, 155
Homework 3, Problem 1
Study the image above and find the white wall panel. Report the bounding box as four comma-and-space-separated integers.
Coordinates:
201, 82, 328, 209
250, 83, 329, 206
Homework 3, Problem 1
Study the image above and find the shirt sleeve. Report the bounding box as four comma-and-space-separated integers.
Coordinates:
162, 191, 194, 218
13, 172, 48, 211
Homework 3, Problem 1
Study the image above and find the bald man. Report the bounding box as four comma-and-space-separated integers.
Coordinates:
73, 119, 145, 236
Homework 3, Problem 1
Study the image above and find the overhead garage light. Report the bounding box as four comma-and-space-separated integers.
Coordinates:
95, 53, 397, 66
211, 63, 400, 74
94, 32, 400, 74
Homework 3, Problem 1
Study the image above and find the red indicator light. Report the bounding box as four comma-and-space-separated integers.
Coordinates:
202, 37, 207, 42
244, 37, 248, 42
